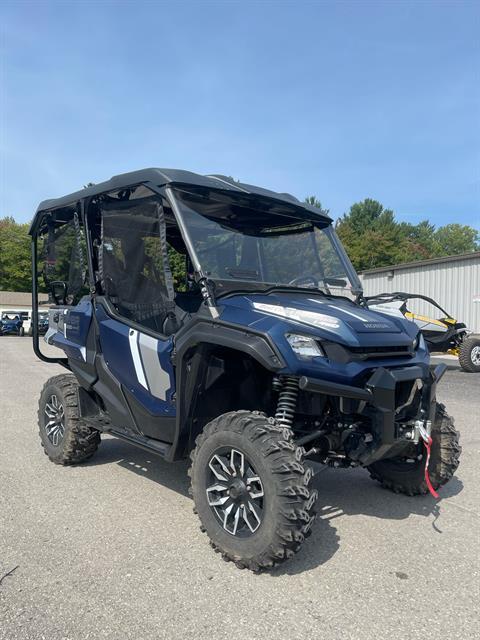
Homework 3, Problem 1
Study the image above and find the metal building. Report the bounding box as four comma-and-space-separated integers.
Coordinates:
359, 251, 480, 332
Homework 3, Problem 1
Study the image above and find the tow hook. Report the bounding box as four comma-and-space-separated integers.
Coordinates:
413, 419, 431, 443
417, 420, 432, 443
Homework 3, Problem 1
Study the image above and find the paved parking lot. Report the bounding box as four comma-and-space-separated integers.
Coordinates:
1, 337, 478, 640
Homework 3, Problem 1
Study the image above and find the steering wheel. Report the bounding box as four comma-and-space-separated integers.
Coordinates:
288, 274, 318, 287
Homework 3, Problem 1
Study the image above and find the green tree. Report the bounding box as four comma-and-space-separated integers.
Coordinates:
433, 223, 479, 256
335, 199, 406, 270
0, 217, 32, 291
334, 199, 479, 271
339, 198, 395, 233
167, 245, 187, 291
397, 220, 436, 261
304, 196, 329, 215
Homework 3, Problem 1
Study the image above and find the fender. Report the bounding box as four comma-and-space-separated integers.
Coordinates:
168, 319, 286, 461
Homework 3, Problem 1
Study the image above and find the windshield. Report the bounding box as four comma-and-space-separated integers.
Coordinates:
171, 188, 361, 297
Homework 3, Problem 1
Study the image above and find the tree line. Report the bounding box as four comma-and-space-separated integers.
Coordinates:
1, 198, 479, 292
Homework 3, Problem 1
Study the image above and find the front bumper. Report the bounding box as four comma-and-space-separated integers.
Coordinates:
299, 363, 447, 466
0, 326, 20, 335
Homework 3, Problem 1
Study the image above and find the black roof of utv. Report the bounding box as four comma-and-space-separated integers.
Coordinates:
30, 168, 331, 235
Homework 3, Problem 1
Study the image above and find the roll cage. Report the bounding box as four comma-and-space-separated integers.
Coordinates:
363, 291, 452, 319
29, 168, 354, 366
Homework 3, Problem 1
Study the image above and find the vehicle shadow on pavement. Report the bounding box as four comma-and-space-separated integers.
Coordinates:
84, 436, 191, 497
85, 438, 463, 576
269, 467, 464, 576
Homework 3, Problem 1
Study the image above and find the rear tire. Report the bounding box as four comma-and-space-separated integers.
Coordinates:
459, 336, 480, 373
38, 374, 101, 465
189, 411, 317, 571
368, 403, 460, 496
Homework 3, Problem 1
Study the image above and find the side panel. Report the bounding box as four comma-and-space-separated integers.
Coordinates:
47, 298, 93, 364
95, 304, 176, 442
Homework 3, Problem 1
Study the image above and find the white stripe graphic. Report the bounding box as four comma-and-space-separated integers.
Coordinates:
139, 333, 171, 401
327, 305, 371, 321
128, 329, 148, 389
308, 299, 370, 321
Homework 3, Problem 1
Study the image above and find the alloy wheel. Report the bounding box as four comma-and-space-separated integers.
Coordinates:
471, 346, 480, 366
206, 448, 264, 537
44, 394, 65, 446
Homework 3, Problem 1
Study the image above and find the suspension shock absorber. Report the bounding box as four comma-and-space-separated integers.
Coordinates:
273, 376, 299, 429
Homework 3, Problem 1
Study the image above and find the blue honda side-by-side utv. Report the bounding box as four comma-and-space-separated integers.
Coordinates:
0, 312, 25, 336
29, 169, 460, 571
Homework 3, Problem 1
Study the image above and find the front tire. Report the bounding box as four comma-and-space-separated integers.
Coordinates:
189, 411, 317, 571
38, 374, 101, 465
368, 403, 461, 496
459, 335, 480, 373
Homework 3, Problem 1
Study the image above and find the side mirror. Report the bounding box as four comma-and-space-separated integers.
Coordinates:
50, 281, 68, 305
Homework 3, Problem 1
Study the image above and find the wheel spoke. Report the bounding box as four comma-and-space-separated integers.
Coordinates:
206, 483, 229, 507
209, 454, 231, 481
231, 506, 241, 535
247, 477, 264, 500
207, 483, 228, 493
230, 449, 245, 477
44, 403, 56, 418
222, 503, 234, 532
44, 418, 58, 433
242, 501, 261, 533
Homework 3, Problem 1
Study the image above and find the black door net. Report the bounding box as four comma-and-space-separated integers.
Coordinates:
100, 196, 175, 334
39, 212, 88, 305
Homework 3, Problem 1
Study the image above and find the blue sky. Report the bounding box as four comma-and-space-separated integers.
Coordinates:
1, 0, 479, 228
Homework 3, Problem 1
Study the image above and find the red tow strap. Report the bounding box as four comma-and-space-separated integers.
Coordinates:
422, 435, 439, 499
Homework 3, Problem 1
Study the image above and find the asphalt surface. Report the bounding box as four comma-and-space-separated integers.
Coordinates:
1, 338, 479, 640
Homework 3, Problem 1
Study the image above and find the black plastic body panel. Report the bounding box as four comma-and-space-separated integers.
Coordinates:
168, 319, 285, 461
174, 319, 285, 372
124, 387, 176, 444
92, 355, 140, 435
68, 315, 99, 389
110, 429, 171, 458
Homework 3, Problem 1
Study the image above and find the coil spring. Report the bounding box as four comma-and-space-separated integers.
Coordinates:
274, 376, 299, 428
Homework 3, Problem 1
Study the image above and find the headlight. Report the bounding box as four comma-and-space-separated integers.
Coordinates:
253, 302, 341, 330
286, 333, 325, 360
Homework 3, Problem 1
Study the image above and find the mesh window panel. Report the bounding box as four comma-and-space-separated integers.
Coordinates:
39, 215, 88, 305
100, 196, 170, 333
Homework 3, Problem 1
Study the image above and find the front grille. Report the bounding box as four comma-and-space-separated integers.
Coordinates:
347, 345, 413, 359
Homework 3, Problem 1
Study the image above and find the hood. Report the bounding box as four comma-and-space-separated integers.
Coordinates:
218, 291, 418, 348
